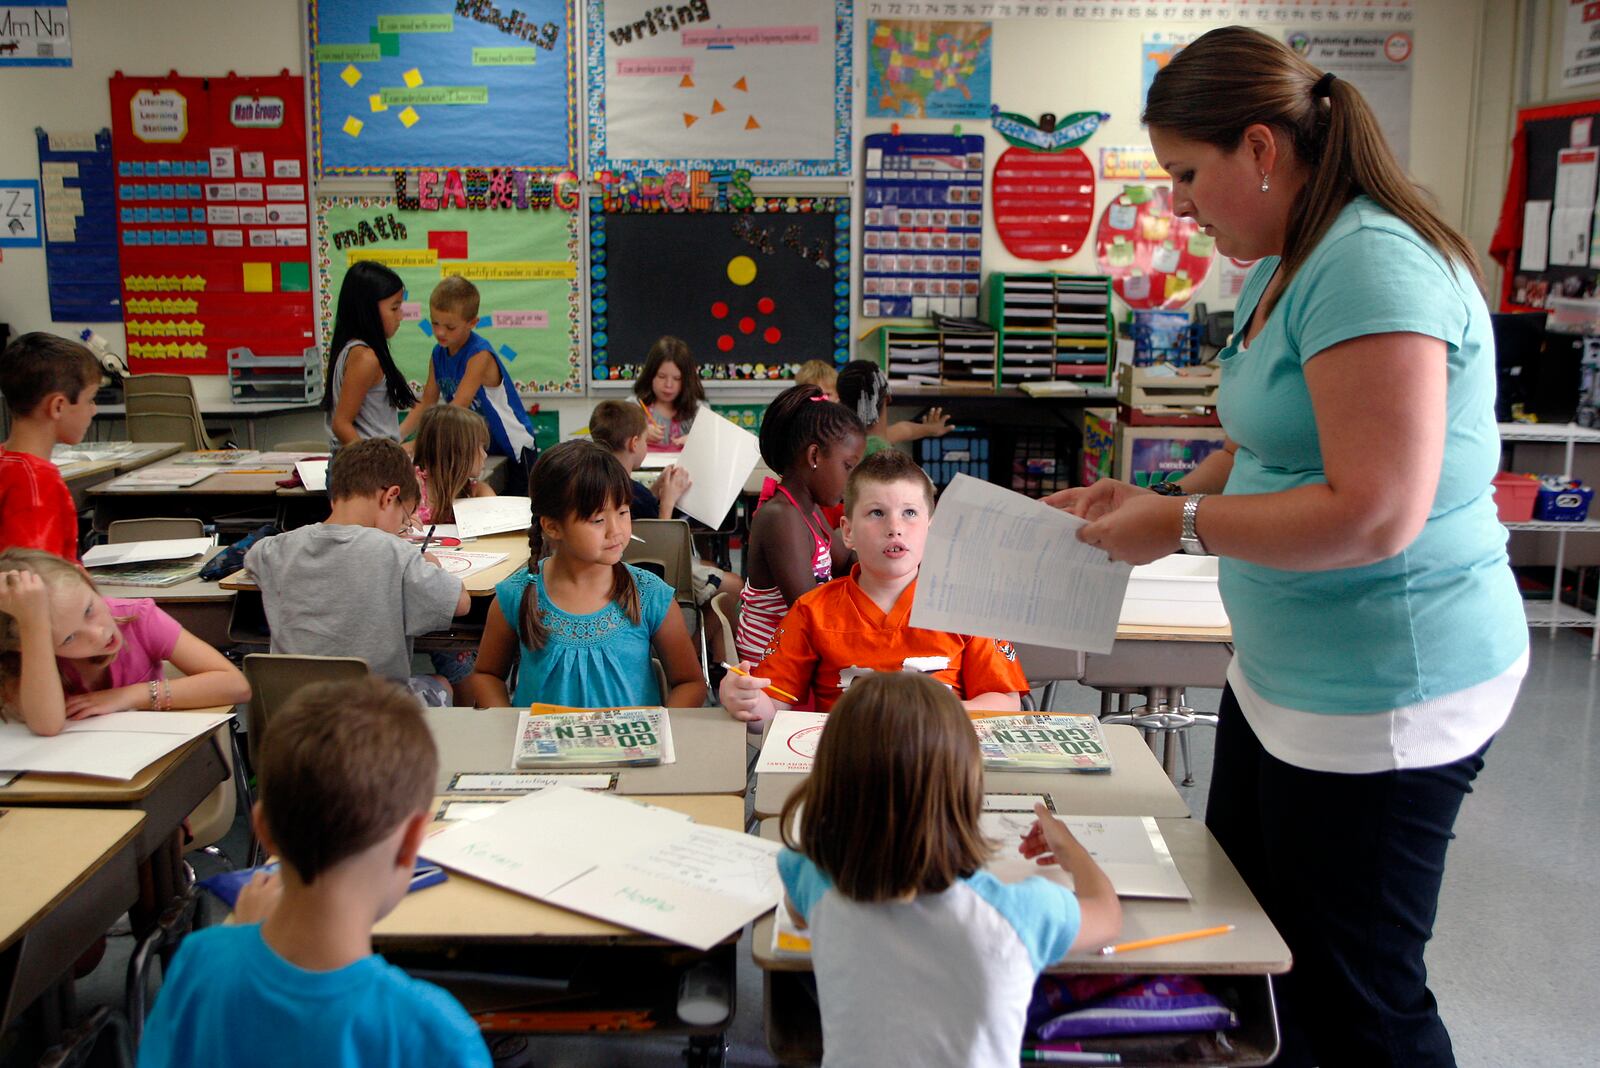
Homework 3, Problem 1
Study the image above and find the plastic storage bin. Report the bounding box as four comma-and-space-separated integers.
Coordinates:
1491, 472, 1540, 523
1118, 554, 1230, 628
1534, 479, 1594, 521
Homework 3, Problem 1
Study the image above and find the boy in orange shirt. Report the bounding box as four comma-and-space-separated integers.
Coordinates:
720, 449, 1026, 719
0, 333, 99, 561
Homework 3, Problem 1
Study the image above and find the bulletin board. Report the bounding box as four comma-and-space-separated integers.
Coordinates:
589, 198, 851, 383
586, 0, 851, 176
309, 0, 576, 176
1490, 100, 1600, 312
110, 72, 314, 374
316, 196, 584, 395
37, 128, 121, 323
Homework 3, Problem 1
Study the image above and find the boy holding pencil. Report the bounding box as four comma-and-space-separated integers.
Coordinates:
720, 449, 1028, 719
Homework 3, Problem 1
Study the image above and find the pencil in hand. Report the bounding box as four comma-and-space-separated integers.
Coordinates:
720, 662, 800, 704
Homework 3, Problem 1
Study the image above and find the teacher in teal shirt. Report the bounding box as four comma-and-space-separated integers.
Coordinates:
1048, 27, 1527, 1068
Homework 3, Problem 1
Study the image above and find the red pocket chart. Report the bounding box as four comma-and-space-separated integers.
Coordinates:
112, 71, 314, 374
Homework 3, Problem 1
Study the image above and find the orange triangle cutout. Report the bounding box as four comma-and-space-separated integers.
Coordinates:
711, 98, 726, 114
733, 76, 748, 92
679, 74, 695, 88
683, 112, 699, 127
745, 115, 761, 129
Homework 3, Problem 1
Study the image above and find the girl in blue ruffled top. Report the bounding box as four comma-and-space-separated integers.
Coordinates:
469, 440, 707, 709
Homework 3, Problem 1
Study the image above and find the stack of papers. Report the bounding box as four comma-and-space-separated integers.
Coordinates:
82, 537, 212, 569
105, 466, 215, 489
453, 496, 532, 538
0, 710, 234, 781
172, 450, 260, 466
421, 786, 783, 950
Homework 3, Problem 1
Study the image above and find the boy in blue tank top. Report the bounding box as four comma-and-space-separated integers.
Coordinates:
398, 275, 538, 485
137, 677, 489, 1068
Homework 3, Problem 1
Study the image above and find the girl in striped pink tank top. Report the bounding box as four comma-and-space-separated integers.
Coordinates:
735, 385, 866, 666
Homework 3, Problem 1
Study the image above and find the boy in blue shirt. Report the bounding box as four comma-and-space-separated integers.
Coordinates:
137, 677, 489, 1068
398, 274, 538, 486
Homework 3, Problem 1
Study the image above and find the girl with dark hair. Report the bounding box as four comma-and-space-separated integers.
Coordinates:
466, 441, 704, 710
632, 336, 706, 450
734, 385, 865, 664
1049, 26, 1525, 1068
835, 359, 953, 457
324, 261, 418, 450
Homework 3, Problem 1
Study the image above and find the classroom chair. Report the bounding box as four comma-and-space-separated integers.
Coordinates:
123, 374, 229, 450
35, 1004, 134, 1068
241, 653, 370, 769
626, 519, 708, 680
106, 517, 206, 544
1013, 643, 1086, 713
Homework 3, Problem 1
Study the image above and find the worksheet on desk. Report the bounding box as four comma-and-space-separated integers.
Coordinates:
911, 474, 1130, 653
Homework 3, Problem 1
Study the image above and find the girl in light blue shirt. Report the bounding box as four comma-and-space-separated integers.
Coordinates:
1049, 26, 1524, 1068
468, 440, 706, 710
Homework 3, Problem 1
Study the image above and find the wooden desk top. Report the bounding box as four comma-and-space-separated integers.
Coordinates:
219, 531, 531, 598
0, 807, 145, 952
375, 794, 742, 944
426, 706, 748, 797
753, 723, 1190, 820
1115, 622, 1233, 643
57, 442, 185, 487
752, 816, 1289, 976
0, 706, 233, 804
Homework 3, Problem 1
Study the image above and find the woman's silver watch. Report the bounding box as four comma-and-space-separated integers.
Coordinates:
1180, 494, 1209, 555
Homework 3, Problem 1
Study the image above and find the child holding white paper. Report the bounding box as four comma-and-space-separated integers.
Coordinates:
137, 677, 490, 1068
722, 449, 1027, 719
0, 548, 250, 736
777, 671, 1121, 1066
468, 440, 706, 709
734, 385, 866, 665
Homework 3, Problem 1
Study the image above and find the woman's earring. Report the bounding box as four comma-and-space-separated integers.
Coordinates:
1260, 174, 1270, 193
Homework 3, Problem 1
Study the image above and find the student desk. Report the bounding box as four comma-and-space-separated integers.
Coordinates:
1086, 622, 1234, 783
424, 706, 748, 797
751, 815, 1290, 1066
88, 451, 510, 533
218, 531, 532, 652
0, 709, 233, 934
752, 723, 1190, 820
0, 808, 145, 1038
56, 441, 184, 508
275, 452, 512, 528
93, 547, 236, 648
375, 794, 742, 1061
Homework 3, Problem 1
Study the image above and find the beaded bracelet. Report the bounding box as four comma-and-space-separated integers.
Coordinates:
148, 680, 161, 710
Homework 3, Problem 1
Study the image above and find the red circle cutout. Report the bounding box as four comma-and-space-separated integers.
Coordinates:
738, 316, 756, 334
757, 297, 775, 314
763, 326, 781, 344
711, 301, 729, 319
716, 334, 735, 352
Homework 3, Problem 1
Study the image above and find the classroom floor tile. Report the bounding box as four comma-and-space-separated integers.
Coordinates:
52, 632, 1600, 1066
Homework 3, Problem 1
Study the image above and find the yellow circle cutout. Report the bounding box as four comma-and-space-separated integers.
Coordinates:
727, 255, 757, 286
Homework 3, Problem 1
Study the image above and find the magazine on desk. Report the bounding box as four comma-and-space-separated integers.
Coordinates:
512, 705, 675, 768
969, 712, 1113, 772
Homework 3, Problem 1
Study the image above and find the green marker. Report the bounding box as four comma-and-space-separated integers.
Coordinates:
1020, 1051, 1122, 1065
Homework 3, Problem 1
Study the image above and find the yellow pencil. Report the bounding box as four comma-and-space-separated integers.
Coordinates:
637, 397, 657, 426
1099, 924, 1235, 956
720, 662, 800, 704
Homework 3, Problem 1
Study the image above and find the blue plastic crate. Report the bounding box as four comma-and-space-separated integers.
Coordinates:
1535, 480, 1594, 522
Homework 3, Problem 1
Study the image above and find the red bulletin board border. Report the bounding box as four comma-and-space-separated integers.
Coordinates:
111, 71, 315, 374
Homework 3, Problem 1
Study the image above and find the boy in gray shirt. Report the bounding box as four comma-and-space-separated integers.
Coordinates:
246, 439, 471, 706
